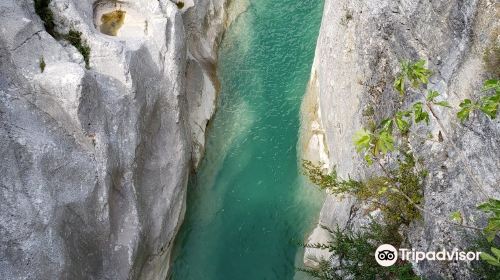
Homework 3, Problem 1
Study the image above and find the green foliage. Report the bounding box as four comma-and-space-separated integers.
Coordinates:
299, 222, 419, 280
412, 102, 430, 125
34, 0, 56, 36
353, 129, 394, 164
393, 59, 432, 95
458, 79, 500, 122
450, 211, 463, 223
477, 198, 500, 242
34, 2, 92, 69
483, 79, 500, 93
176, 1, 185, 9
481, 247, 500, 267
426, 90, 451, 108
457, 99, 478, 122
302, 160, 362, 194
394, 110, 411, 134
479, 79, 500, 119
362, 152, 424, 224
39, 56, 46, 72
303, 153, 424, 225
64, 30, 91, 69
394, 75, 405, 95
471, 237, 500, 279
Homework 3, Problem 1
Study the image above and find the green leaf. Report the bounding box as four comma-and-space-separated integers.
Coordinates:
492, 247, 500, 259
380, 119, 393, 133
395, 110, 411, 133
481, 252, 500, 267
395, 113, 410, 133
457, 99, 475, 122
450, 211, 462, 223
374, 131, 394, 155
407, 59, 432, 87
477, 198, 500, 214
479, 93, 499, 119
413, 102, 430, 125
353, 129, 372, 153
434, 101, 452, 108
426, 90, 451, 108
426, 90, 440, 102
482, 79, 500, 93
457, 109, 471, 122
484, 218, 500, 242
394, 75, 405, 95
364, 154, 373, 165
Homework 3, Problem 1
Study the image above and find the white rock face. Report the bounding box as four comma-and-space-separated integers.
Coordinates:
0, 0, 229, 278
183, 0, 248, 167
302, 0, 499, 278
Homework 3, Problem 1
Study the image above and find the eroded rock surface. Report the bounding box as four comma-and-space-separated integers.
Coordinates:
302, 0, 499, 278
0, 0, 229, 278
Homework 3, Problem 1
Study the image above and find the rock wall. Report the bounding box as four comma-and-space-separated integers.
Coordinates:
302, 0, 499, 278
0, 0, 229, 279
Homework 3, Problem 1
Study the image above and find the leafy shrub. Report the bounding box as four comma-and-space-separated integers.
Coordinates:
357, 152, 424, 225
298, 222, 419, 280
303, 152, 424, 225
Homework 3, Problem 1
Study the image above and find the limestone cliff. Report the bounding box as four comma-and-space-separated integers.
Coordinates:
0, 0, 229, 278
302, 0, 499, 278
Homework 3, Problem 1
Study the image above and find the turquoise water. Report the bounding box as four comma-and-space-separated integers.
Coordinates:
171, 1, 324, 279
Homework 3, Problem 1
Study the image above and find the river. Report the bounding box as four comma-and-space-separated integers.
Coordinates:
171, 1, 324, 279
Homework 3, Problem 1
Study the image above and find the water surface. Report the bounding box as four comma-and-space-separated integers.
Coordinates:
171, 1, 324, 279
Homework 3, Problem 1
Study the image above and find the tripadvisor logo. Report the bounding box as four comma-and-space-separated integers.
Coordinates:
375, 244, 482, 266
375, 244, 398, 266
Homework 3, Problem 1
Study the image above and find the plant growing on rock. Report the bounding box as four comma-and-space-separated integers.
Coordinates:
301, 58, 489, 277
34, 0, 56, 37
457, 79, 499, 122
34, 2, 91, 69
476, 198, 500, 269
303, 57, 500, 278
303, 150, 425, 226
298, 222, 419, 280
39, 56, 46, 72
64, 30, 91, 69
477, 198, 500, 242
393, 59, 432, 95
